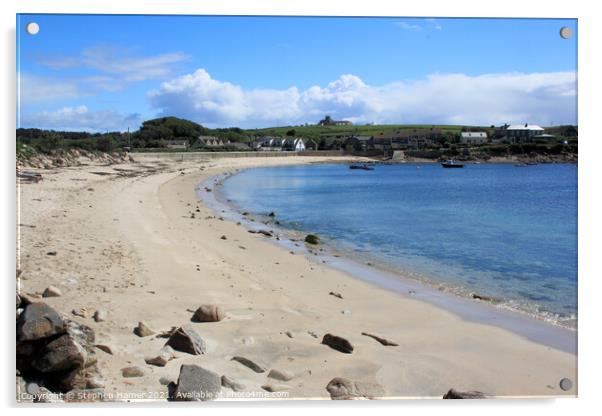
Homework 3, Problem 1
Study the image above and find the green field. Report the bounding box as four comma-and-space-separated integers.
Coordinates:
245, 124, 490, 141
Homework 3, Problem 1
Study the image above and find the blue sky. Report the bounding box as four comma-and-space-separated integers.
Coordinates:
17, 14, 577, 131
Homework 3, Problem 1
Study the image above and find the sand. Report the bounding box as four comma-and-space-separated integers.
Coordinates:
17, 154, 577, 400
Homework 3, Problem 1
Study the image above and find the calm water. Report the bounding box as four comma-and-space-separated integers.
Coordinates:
221, 163, 578, 326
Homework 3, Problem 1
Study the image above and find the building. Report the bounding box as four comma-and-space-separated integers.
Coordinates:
197, 136, 224, 147
504, 124, 545, 143
344, 136, 373, 152
317, 116, 353, 126
305, 138, 319, 151
227, 142, 252, 151
371, 128, 442, 150
460, 132, 488, 144
282, 138, 306, 152
164, 140, 188, 150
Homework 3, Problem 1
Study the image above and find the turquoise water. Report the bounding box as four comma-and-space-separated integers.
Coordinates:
220, 163, 577, 326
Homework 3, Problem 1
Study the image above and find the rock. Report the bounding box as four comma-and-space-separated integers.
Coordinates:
285, 331, 294, 338
191, 305, 226, 322
321, 333, 354, 354
220, 235, 227, 240
95, 344, 113, 355
257, 230, 273, 237
121, 366, 145, 378
361, 332, 399, 347
326, 377, 359, 400
261, 383, 291, 392
471, 293, 497, 302
165, 325, 207, 355
17, 302, 65, 341
46, 251, 57, 256
171, 364, 221, 401
71, 308, 88, 318
32, 333, 86, 373
17, 317, 99, 393
267, 368, 295, 382
442, 388, 486, 399
134, 321, 155, 337
221, 375, 246, 392
145, 345, 176, 367
231, 356, 266, 373
329, 291, 343, 299
304, 234, 320, 245
86, 376, 106, 389
326, 377, 385, 400
268, 212, 276, 217
42, 286, 62, 297
92, 310, 106, 322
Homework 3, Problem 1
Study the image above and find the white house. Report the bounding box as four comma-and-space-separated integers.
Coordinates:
282, 138, 306, 151
255, 137, 306, 151
197, 136, 224, 147
460, 132, 488, 144
505, 124, 545, 143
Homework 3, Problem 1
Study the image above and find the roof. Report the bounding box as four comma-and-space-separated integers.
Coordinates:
461, 132, 487, 138
507, 124, 544, 131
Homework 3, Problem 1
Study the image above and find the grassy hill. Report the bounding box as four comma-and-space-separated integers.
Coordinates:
245, 124, 490, 141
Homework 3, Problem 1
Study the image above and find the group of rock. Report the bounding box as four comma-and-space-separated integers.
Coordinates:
16, 295, 103, 402
17, 295, 486, 402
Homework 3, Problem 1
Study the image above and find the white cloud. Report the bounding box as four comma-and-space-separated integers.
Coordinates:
38, 46, 188, 84
20, 105, 142, 132
19, 74, 81, 104
395, 22, 423, 31
148, 69, 577, 128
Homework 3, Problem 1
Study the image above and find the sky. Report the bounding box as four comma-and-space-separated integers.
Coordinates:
17, 14, 577, 131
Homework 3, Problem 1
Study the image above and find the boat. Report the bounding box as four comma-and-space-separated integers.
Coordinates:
440, 160, 464, 168
349, 164, 374, 171
514, 162, 528, 167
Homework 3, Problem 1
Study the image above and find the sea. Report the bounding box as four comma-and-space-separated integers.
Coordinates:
219, 163, 578, 328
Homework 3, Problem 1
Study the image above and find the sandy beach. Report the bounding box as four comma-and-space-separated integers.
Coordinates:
17, 154, 577, 400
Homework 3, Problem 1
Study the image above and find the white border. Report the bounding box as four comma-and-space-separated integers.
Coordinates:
3, 1, 601, 415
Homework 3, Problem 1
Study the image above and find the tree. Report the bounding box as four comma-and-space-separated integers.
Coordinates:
286, 129, 296, 137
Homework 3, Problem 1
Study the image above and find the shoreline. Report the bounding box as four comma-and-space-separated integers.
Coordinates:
17, 154, 577, 400
198, 167, 576, 353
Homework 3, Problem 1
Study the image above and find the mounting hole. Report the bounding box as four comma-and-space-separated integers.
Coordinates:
26, 22, 40, 35
559, 377, 573, 391
559, 26, 572, 40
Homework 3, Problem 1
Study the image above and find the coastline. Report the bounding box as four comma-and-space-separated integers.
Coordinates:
17, 154, 577, 400
200, 168, 577, 352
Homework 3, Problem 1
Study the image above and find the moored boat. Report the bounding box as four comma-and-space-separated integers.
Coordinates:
441, 160, 464, 168
349, 164, 375, 171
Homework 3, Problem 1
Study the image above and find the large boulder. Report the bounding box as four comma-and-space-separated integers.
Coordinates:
32, 334, 86, 373
16, 302, 100, 393
165, 325, 206, 355
171, 365, 221, 401
17, 302, 65, 342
